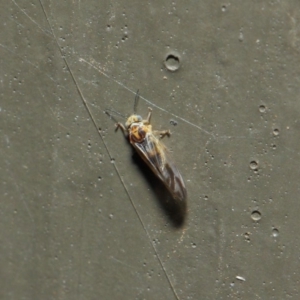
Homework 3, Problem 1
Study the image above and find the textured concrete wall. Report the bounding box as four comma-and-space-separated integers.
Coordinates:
1, 1, 300, 299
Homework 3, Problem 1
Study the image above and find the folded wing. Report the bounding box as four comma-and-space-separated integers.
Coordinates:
133, 133, 187, 202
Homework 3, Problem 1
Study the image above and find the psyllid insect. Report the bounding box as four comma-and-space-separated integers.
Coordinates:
110, 92, 187, 202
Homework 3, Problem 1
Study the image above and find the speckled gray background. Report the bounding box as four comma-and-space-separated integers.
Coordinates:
1, 1, 300, 299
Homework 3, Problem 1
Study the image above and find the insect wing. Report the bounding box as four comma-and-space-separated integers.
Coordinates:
133, 133, 187, 202
132, 133, 165, 180
161, 160, 187, 202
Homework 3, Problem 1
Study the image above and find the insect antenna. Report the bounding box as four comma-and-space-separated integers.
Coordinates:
133, 89, 140, 113
105, 109, 125, 123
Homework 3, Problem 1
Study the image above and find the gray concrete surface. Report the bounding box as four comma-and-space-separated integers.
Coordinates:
1, 1, 300, 299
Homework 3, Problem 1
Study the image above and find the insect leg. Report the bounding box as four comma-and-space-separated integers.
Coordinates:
145, 107, 153, 123
115, 122, 127, 135
153, 130, 171, 139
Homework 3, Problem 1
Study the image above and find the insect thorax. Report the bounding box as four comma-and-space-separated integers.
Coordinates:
125, 114, 143, 128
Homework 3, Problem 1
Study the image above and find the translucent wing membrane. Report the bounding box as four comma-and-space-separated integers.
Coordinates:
133, 133, 187, 202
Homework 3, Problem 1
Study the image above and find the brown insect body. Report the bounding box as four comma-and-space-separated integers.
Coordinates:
117, 109, 187, 202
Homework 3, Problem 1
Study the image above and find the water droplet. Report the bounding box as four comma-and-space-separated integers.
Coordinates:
109, 213, 114, 219
164, 53, 180, 71
111, 158, 115, 163
251, 210, 261, 221
249, 160, 258, 170
191, 242, 197, 249
221, 5, 227, 12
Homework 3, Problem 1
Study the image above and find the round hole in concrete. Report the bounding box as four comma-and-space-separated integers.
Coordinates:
164, 53, 180, 71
